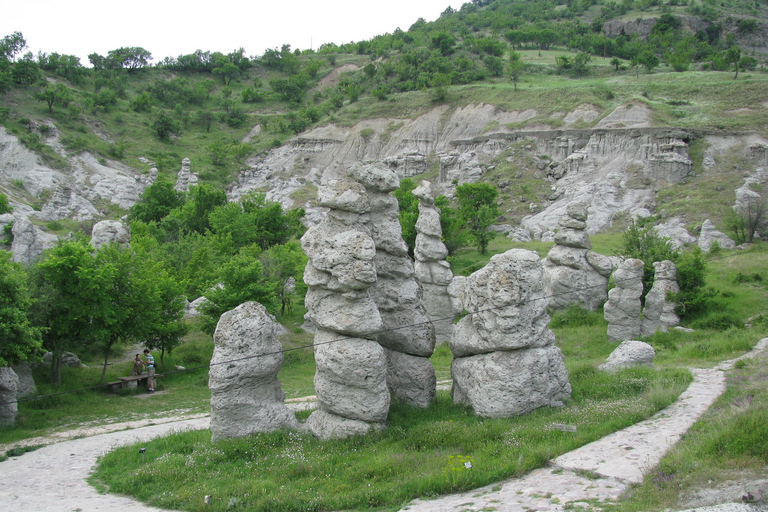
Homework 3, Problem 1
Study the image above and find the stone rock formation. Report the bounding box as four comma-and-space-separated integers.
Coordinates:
43, 351, 84, 368
301, 162, 435, 438
174, 158, 198, 192
604, 259, 645, 342
184, 296, 208, 318
10, 216, 57, 265
0, 367, 19, 427
301, 173, 389, 439
412, 180, 454, 343
653, 217, 696, 250
642, 260, 680, 336
90, 220, 131, 249
449, 249, 571, 418
698, 219, 736, 252
209, 301, 299, 441
598, 340, 656, 372
542, 203, 614, 311
11, 363, 36, 399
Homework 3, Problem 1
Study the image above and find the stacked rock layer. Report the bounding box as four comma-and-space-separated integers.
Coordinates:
449, 249, 571, 418
604, 258, 645, 342
542, 203, 614, 311
412, 180, 455, 343
301, 162, 435, 439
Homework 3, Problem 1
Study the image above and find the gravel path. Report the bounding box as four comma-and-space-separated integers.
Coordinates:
0, 339, 765, 512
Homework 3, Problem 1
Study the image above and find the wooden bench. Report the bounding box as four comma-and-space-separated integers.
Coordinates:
108, 373, 163, 393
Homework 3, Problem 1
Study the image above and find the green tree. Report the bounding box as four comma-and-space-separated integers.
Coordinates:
29, 239, 97, 384
610, 56, 622, 71
213, 62, 240, 85
392, 178, 419, 255
152, 111, 181, 141
0, 32, 26, 61
129, 180, 186, 224
456, 183, 499, 254
208, 192, 304, 251
620, 220, 711, 318
435, 195, 467, 256
34, 83, 73, 112
0, 252, 42, 367
167, 184, 227, 235
141, 267, 187, 366
88, 243, 169, 383
724, 46, 741, 79
199, 246, 279, 334
508, 51, 524, 90
638, 49, 659, 73
259, 241, 308, 315
725, 196, 765, 243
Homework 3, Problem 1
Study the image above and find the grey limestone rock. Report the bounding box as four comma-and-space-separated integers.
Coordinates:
43, 351, 84, 368
11, 363, 36, 399
353, 164, 435, 407
412, 180, 455, 343
452, 346, 571, 418
450, 249, 570, 417
0, 367, 19, 427
598, 340, 656, 372
10, 216, 57, 265
209, 302, 299, 441
604, 258, 645, 342
642, 260, 680, 336
313, 330, 389, 423
174, 158, 198, 192
542, 203, 612, 311
698, 219, 736, 252
90, 220, 131, 249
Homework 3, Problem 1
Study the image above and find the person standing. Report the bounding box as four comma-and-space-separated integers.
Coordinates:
130, 354, 143, 376
143, 349, 155, 392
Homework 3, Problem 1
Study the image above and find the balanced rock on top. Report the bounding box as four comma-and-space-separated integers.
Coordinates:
450, 249, 571, 418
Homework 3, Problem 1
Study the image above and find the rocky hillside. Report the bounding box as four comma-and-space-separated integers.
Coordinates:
2, 0, 768, 264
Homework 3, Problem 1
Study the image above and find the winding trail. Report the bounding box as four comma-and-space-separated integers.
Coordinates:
0, 339, 765, 512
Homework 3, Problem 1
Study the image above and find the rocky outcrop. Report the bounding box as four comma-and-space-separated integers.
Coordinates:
0, 367, 19, 427
642, 260, 680, 336
10, 216, 57, 265
208, 301, 299, 441
11, 363, 36, 399
654, 217, 696, 250
301, 169, 390, 439
358, 165, 436, 409
413, 180, 454, 343
604, 259, 645, 342
518, 124, 694, 239
43, 351, 84, 368
174, 158, 198, 192
698, 219, 736, 252
301, 162, 435, 438
598, 340, 656, 372
542, 203, 613, 311
449, 249, 571, 418
90, 220, 131, 249
184, 296, 208, 318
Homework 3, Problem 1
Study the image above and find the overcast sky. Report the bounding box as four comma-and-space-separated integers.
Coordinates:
3, 0, 465, 65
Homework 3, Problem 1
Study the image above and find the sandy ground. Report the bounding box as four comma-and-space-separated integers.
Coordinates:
0, 341, 766, 512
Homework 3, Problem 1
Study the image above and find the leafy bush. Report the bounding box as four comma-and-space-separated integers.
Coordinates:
620, 221, 712, 319
0, 193, 11, 214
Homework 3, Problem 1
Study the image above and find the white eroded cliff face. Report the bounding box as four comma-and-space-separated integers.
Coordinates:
2, 103, 766, 259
